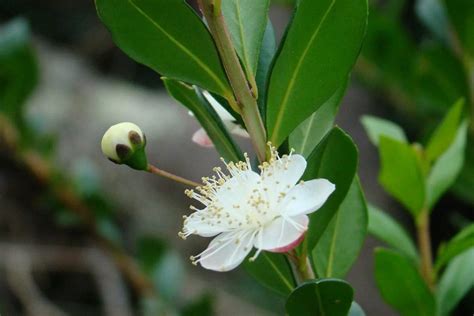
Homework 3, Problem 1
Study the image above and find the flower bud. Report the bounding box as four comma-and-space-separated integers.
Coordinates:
101, 122, 148, 170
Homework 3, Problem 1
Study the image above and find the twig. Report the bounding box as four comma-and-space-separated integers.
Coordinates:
416, 211, 435, 290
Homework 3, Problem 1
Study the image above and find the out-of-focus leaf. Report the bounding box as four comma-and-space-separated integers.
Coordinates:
0, 18, 38, 126
266, 0, 368, 146
445, 0, 474, 57
361, 115, 408, 146
368, 204, 418, 263
243, 252, 295, 296
313, 178, 368, 278
435, 223, 474, 271
290, 81, 347, 158
222, 0, 270, 80
426, 120, 468, 208
163, 78, 243, 162
378, 137, 426, 216
95, 0, 231, 96
256, 20, 276, 120
285, 279, 354, 316
303, 127, 358, 251
374, 248, 436, 316
181, 294, 214, 316
437, 248, 474, 316
415, 0, 449, 43
452, 139, 474, 205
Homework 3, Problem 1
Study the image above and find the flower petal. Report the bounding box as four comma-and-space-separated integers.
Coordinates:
281, 179, 335, 217
192, 128, 214, 148
199, 230, 255, 272
202, 91, 235, 121
254, 215, 309, 251
262, 154, 307, 189
183, 210, 226, 237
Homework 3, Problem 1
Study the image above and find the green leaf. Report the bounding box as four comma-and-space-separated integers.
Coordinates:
368, 204, 418, 263
435, 223, 474, 271
256, 20, 277, 120
425, 99, 464, 162
444, 0, 474, 57
426, 120, 469, 208
290, 81, 347, 158
415, 0, 449, 43
163, 78, 243, 162
243, 252, 295, 296
181, 294, 214, 316
303, 127, 358, 251
137, 237, 185, 301
285, 279, 354, 316
361, 115, 407, 146
348, 302, 366, 316
222, 0, 270, 79
313, 178, 368, 278
378, 136, 426, 216
95, 0, 231, 96
266, 0, 368, 146
437, 248, 474, 316
374, 248, 436, 316
0, 18, 38, 126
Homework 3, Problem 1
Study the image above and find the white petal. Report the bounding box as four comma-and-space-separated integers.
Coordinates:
228, 122, 250, 138
183, 210, 226, 237
281, 179, 335, 216
192, 128, 214, 148
199, 230, 255, 272
262, 154, 307, 188
202, 91, 235, 121
254, 215, 308, 251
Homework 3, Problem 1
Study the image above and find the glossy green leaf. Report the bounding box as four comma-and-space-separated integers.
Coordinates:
290, 81, 347, 158
348, 302, 366, 316
427, 120, 468, 208
435, 223, 474, 271
163, 78, 243, 162
95, 0, 230, 96
303, 127, 358, 251
0, 18, 38, 126
378, 136, 426, 216
313, 178, 368, 278
256, 20, 276, 120
266, 0, 368, 146
243, 252, 295, 296
285, 279, 354, 316
425, 99, 464, 162
415, 0, 449, 43
437, 248, 474, 316
445, 0, 474, 57
374, 248, 436, 316
368, 204, 418, 263
222, 0, 270, 79
361, 115, 408, 146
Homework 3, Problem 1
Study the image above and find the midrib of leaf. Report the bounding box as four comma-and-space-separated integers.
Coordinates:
314, 285, 326, 316
270, 0, 337, 143
262, 253, 294, 291
298, 114, 317, 155
177, 88, 241, 161
128, 0, 228, 93
234, 0, 253, 76
325, 211, 341, 277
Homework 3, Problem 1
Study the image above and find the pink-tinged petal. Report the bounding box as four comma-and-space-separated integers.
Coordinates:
192, 128, 214, 148
199, 230, 255, 272
254, 215, 309, 251
269, 232, 305, 253
281, 179, 335, 217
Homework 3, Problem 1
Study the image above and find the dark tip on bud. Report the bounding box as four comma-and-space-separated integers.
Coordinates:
128, 131, 142, 145
108, 157, 120, 165
116, 144, 132, 160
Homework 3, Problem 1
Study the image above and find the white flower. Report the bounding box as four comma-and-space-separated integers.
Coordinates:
180, 147, 335, 272
191, 91, 249, 148
101, 122, 148, 170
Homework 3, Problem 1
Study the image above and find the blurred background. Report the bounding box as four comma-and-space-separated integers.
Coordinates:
0, 0, 473, 315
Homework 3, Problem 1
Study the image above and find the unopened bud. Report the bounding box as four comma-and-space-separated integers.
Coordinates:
101, 122, 148, 170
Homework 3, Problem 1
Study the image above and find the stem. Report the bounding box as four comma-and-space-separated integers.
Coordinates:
198, 0, 267, 162
416, 211, 435, 290
147, 164, 199, 187
288, 250, 315, 285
